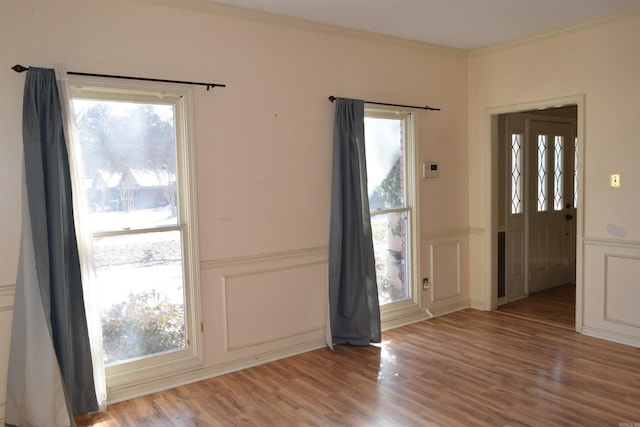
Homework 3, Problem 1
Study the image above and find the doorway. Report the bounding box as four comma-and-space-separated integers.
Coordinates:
486, 96, 584, 332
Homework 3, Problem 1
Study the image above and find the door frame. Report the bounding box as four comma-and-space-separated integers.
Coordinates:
484, 94, 585, 332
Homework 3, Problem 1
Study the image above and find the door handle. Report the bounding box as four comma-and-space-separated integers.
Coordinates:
566, 213, 574, 220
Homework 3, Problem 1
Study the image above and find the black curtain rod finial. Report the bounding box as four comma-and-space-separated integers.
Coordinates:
12, 64, 29, 73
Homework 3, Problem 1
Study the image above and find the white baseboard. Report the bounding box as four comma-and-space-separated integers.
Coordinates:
507, 293, 529, 303
582, 326, 640, 349
468, 299, 486, 311
381, 310, 432, 331
106, 337, 326, 404
433, 300, 473, 316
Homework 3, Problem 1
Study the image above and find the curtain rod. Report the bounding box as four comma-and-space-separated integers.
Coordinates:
328, 96, 440, 111
11, 64, 226, 91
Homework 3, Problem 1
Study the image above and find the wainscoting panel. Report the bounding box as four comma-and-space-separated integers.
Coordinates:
222, 262, 326, 351
604, 254, 640, 328
430, 240, 461, 302
199, 247, 329, 368
583, 239, 640, 346
421, 228, 473, 313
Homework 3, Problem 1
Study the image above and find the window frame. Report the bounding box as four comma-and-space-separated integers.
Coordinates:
364, 105, 423, 326
68, 76, 203, 393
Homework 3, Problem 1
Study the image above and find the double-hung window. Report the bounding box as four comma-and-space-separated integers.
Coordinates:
68, 76, 202, 392
364, 107, 421, 320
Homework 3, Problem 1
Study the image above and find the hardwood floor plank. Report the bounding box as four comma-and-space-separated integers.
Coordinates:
498, 283, 576, 330
76, 308, 640, 426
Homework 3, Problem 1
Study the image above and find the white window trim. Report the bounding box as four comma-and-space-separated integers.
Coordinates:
68, 76, 203, 397
365, 105, 423, 328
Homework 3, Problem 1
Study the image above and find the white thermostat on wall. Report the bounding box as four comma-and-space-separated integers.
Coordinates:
423, 162, 439, 178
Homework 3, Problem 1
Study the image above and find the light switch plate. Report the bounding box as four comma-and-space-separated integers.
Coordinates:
610, 174, 621, 188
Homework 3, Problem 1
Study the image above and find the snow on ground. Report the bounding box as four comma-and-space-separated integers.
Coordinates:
88, 206, 185, 311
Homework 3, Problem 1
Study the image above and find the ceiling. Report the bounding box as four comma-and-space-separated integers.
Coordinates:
208, 0, 640, 49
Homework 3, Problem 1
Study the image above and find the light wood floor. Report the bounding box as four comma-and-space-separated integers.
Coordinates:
497, 283, 576, 330
76, 307, 640, 426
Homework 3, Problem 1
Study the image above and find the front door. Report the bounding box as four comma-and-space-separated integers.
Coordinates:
528, 118, 576, 293
505, 113, 576, 299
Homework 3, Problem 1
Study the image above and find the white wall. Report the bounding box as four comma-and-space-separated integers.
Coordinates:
468, 9, 640, 344
4, 0, 640, 419
0, 0, 470, 411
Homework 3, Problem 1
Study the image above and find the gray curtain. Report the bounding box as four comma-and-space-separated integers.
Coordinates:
6, 68, 98, 424
328, 97, 381, 345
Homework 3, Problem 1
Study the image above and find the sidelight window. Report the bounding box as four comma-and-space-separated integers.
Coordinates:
553, 136, 564, 211
510, 133, 523, 214
537, 135, 548, 212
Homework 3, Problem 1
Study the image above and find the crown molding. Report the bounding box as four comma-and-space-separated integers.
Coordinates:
137, 0, 467, 56
470, 5, 640, 57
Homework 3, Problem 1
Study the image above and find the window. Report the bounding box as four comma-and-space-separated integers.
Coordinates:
510, 133, 523, 214
69, 77, 202, 387
364, 107, 420, 316
537, 134, 548, 212
553, 136, 564, 211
